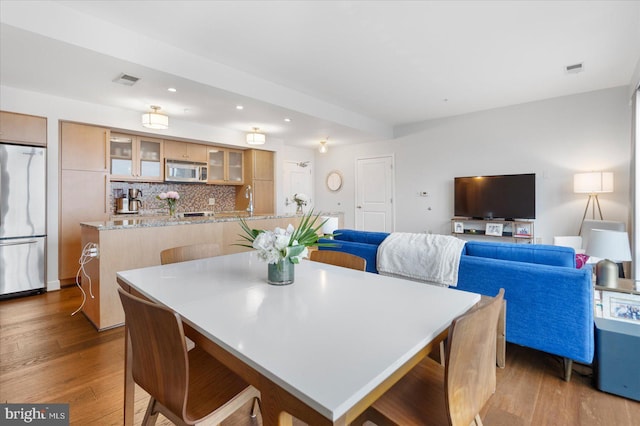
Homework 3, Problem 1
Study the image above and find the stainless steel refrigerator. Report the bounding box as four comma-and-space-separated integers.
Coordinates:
0, 143, 46, 299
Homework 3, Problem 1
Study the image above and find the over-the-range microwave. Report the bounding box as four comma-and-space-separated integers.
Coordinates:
165, 159, 208, 183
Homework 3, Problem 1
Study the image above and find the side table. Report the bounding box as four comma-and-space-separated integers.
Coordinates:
594, 278, 640, 401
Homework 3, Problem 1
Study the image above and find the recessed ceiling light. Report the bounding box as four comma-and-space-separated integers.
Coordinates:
284, 118, 291, 122
236, 105, 244, 110
167, 87, 177, 92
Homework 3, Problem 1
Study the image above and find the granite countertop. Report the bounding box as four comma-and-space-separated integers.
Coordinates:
81, 212, 342, 230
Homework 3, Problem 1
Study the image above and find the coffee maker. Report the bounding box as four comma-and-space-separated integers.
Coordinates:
115, 188, 142, 214
128, 188, 142, 212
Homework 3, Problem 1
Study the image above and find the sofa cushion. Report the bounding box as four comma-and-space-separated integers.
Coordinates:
333, 229, 390, 246
463, 240, 576, 268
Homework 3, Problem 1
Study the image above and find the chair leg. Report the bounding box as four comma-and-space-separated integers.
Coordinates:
142, 398, 160, 426
250, 396, 262, 418
563, 358, 573, 382
474, 414, 484, 425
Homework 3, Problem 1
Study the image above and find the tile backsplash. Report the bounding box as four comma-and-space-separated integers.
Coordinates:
111, 182, 237, 216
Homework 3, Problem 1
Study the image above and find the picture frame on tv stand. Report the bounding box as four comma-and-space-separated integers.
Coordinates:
453, 221, 464, 234
486, 223, 504, 236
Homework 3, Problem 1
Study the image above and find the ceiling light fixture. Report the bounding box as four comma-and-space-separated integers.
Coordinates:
284, 118, 291, 122
319, 139, 328, 154
246, 127, 266, 145
167, 87, 177, 92
141, 105, 169, 129
236, 105, 244, 110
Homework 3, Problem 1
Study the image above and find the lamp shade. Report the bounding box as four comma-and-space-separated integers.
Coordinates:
321, 216, 339, 235
141, 106, 169, 129
573, 172, 613, 194
585, 229, 631, 262
246, 128, 265, 145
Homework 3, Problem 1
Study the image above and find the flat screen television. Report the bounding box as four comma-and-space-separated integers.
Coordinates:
454, 173, 536, 220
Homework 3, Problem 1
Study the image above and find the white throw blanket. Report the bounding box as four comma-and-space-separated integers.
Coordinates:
377, 233, 466, 287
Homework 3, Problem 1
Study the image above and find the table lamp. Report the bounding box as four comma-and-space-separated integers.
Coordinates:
585, 229, 631, 287
321, 216, 339, 237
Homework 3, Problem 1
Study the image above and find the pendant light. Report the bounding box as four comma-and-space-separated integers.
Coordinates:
141, 106, 169, 129
319, 139, 328, 153
246, 127, 266, 145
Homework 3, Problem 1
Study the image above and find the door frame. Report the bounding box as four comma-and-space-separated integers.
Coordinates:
354, 154, 396, 232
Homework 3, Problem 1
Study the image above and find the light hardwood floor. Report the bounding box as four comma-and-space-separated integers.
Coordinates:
1, 287, 638, 425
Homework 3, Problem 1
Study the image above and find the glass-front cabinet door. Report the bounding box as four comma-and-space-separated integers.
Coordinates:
208, 148, 244, 185
110, 134, 134, 178
110, 133, 163, 181
208, 149, 225, 182
227, 150, 244, 183
138, 137, 162, 181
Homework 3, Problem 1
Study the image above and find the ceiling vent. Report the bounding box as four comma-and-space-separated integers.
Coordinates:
113, 73, 140, 86
565, 63, 584, 74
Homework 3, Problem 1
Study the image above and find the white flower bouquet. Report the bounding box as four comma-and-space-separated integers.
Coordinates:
237, 211, 329, 265
293, 193, 309, 207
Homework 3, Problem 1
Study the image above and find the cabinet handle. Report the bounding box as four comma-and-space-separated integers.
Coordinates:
104, 174, 108, 214
103, 131, 108, 171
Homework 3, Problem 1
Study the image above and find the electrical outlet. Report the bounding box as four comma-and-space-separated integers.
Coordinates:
208, 198, 215, 206
418, 191, 429, 197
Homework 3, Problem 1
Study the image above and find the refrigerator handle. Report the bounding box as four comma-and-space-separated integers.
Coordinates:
0, 239, 38, 247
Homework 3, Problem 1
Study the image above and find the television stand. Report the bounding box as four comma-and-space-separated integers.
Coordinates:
451, 218, 535, 244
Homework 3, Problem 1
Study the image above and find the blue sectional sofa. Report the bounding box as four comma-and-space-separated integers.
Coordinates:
318, 229, 594, 379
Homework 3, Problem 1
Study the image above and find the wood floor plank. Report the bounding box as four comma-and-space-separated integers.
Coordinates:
1, 287, 638, 426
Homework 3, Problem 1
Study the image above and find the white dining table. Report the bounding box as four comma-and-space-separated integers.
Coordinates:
116, 251, 480, 426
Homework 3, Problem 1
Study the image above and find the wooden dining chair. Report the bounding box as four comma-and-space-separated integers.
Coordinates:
355, 289, 505, 426
117, 288, 260, 425
309, 250, 367, 271
160, 242, 221, 265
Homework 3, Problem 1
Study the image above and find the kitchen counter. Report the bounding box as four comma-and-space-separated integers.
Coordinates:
79, 212, 343, 330
84, 212, 341, 230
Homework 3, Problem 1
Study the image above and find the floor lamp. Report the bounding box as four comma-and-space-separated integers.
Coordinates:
574, 172, 614, 235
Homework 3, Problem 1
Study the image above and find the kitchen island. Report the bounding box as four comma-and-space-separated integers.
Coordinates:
79, 212, 343, 330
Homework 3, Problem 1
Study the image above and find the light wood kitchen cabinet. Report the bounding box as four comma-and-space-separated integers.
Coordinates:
0, 110, 47, 146
208, 147, 244, 184
59, 122, 110, 284
236, 149, 275, 214
163, 140, 208, 163
59, 170, 109, 282
60, 122, 109, 171
110, 133, 163, 181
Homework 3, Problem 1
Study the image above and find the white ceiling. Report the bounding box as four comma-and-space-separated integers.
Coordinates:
1, 0, 639, 148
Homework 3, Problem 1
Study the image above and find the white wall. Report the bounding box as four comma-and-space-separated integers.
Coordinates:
314, 86, 632, 244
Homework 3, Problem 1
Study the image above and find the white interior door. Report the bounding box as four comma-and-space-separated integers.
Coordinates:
283, 161, 313, 214
355, 156, 394, 232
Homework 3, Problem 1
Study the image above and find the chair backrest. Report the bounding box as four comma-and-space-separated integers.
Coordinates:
445, 289, 504, 426
118, 289, 189, 418
553, 236, 584, 253
160, 242, 221, 265
309, 250, 367, 271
